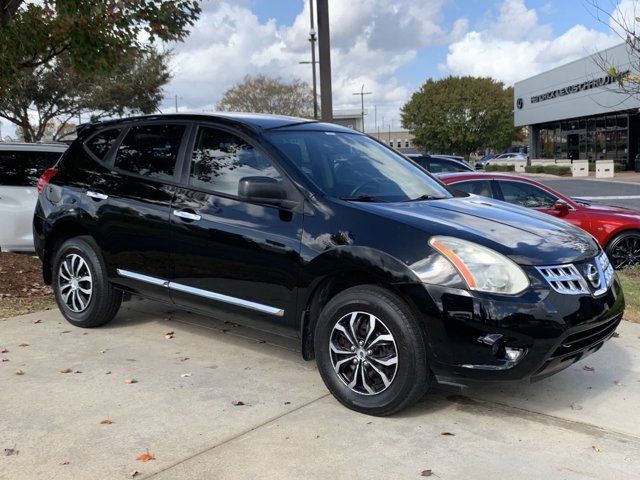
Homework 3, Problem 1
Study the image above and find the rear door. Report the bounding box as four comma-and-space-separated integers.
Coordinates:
82, 122, 190, 299
169, 123, 303, 335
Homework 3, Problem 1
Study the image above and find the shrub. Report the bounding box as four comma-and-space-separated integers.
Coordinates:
543, 165, 571, 176
485, 164, 515, 172
525, 165, 544, 174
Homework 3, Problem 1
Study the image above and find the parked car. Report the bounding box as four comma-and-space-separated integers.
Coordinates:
440, 172, 640, 269
406, 154, 474, 173
0, 142, 68, 251
494, 152, 528, 161
474, 153, 497, 170
34, 114, 623, 416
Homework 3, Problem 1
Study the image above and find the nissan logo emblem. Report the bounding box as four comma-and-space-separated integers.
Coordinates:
585, 264, 600, 289
516, 98, 523, 109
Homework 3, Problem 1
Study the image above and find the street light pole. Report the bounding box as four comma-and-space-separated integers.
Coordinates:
353, 84, 372, 133
317, 0, 333, 122
309, 0, 318, 119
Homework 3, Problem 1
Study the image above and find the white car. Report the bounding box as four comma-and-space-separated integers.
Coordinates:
0, 143, 67, 252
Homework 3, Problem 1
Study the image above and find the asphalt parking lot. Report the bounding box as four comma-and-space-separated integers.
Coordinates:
2, 298, 639, 480
537, 178, 640, 210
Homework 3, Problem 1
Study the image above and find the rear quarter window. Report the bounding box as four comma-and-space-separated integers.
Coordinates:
0, 150, 64, 187
85, 128, 122, 160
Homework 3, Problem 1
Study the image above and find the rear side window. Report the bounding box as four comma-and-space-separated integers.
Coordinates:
0, 150, 64, 187
189, 126, 281, 196
452, 180, 493, 198
86, 128, 121, 160
114, 124, 185, 181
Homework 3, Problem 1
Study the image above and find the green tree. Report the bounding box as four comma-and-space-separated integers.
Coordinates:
0, 0, 200, 89
0, 49, 171, 142
401, 76, 517, 156
217, 74, 314, 118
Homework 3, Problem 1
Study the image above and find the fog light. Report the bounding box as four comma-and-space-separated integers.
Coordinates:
504, 347, 525, 362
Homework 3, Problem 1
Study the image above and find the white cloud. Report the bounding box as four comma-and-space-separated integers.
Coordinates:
164, 0, 465, 130
442, 0, 619, 85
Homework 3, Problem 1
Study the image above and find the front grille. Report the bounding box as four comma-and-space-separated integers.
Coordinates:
536, 252, 615, 296
551, 315, 621, 358
536, 264, 589, 295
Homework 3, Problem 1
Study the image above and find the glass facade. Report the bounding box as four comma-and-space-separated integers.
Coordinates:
536, 113, 629, 167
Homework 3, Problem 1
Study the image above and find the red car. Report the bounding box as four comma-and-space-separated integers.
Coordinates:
439, 172, 640, 269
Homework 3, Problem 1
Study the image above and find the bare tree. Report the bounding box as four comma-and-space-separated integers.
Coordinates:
588, 0, 640, 95
217, 74, 314, 118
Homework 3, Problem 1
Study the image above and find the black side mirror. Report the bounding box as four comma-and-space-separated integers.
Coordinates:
238, 176, 290, 207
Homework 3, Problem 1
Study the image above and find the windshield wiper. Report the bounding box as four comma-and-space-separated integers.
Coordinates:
339, 195, 383, 202
404, 194, 446, 202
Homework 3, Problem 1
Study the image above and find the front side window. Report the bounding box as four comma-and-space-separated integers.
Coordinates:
453, 180, 493, 198
0, 150, 64, 187
86, 128, 121, 160
114, 124, 185, 181
189, 127, 282, 196
498, 181, 557, 209
267, 131, 451, 202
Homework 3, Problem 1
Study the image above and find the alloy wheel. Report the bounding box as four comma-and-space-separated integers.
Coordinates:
329, 311, 398, 395
58, 253, 93, 313
610, 235, 640, 269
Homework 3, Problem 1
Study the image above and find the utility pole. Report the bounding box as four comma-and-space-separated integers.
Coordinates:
175, 94, 179, 113
317, 0, 333, 122
298, 0, 319, 119
353, 84, 372, 133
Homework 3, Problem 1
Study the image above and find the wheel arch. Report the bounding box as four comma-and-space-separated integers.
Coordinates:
298, 246, 425, 360
42, 218, 93, 284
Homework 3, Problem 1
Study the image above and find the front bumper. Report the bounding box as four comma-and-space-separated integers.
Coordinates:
397, 273, 625, 384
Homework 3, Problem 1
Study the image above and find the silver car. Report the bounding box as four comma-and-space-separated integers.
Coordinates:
0, 142, 67, 251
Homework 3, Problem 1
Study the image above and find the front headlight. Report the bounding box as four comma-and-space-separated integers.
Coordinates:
429, 236, 530, 295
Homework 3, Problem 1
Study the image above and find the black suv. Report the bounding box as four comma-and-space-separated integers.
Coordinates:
34, 114, 624, 416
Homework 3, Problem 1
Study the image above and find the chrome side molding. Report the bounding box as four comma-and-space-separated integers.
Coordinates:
115, 269, 284, 317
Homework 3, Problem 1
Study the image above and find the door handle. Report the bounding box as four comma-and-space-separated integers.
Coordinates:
173, 209, 201, 221
86, 191, 108, 201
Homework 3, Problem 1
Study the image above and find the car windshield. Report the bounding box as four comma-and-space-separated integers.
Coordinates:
266, 130, 451, 202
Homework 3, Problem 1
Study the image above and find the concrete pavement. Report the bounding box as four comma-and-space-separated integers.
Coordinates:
2, 299, 639, 479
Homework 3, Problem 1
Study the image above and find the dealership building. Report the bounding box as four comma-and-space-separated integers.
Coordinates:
514, 43, 640, 170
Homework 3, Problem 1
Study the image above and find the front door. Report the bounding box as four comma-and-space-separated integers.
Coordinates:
169, 124, 303, 336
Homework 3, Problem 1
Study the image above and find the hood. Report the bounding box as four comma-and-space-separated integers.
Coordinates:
354, 195, 599, 266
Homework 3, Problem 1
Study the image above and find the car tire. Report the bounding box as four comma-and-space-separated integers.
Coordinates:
52, 236, 122, 328
314, 285, 431, 416
605, 231, 640, 269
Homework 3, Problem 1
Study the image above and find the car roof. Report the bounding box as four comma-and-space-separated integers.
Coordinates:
437, 172, 541, 184
0, 142, 68, 152
79, 112, 357, 134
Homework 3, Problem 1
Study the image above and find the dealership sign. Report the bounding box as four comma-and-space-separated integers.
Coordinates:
529, 71, 628, 105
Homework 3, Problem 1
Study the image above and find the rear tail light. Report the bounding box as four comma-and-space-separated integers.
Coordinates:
37, 167, 58, 194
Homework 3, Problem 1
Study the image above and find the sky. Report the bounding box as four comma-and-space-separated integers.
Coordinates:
1, 0, 636, 139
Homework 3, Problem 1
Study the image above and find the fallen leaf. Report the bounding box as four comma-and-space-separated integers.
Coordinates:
165, 331, 174, 340
136, 452, 155, 462
180, 373, 192, 378
614, 380, 623, 386
100, 419, 114, 425
33, 319, 42, 324
592, 445, 602, 453
582, 365, 595, 372
74, 370, 82, 374
441, 432, 456, 436
284, 401, 291, 405
570, 403, 583, 411
0, 348, 8, 353
232, 400, 246, 406
4, 447, 18, 456
421, 470, 434, 477
105, 371, 112, 375
60, 461, 69, 465
60, 368, 72, 374
1, 358, 9, 362
18, 342, 28, 347
130, 471, 140, 478
15, 370, 25, 376
177, 357, 189, 362
124, 379, 138, 384
612, 332, 620, 338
